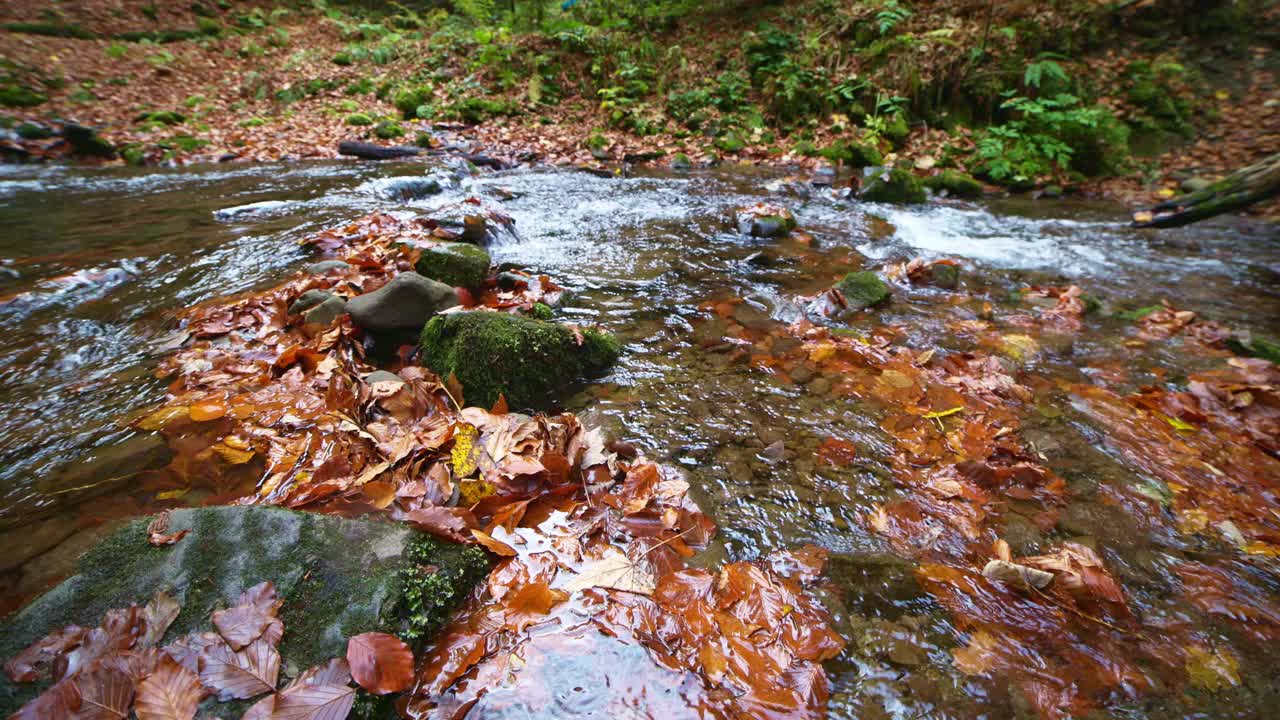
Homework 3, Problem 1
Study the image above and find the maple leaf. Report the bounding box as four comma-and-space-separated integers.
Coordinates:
346, 632, 414, 695
563, 548, 656, 596
135, 655, 201, 720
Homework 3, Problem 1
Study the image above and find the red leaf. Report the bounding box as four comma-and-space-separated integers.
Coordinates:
284, 658, 352, 691
135, 655, 201, 720
9, 678, 79, 719
346, 632, 414, 695
198, 636, 278, 701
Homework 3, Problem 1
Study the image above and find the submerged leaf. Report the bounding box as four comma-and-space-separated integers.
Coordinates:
563, 548, 656, 596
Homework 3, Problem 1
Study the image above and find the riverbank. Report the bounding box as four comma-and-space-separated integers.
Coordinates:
1, 0, 1277, 213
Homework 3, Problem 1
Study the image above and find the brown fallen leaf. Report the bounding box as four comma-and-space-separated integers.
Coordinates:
981, 559, 1054, 589
213, 581, 281, 650
471, 529, 517, 557
563, 548, 656, 596
272, 683, 357, 720
135, 655, 201, 720
346, 632, 414, 695
198, 636, 279, 701
147, 511, 190, 547
138, 591, 181, 649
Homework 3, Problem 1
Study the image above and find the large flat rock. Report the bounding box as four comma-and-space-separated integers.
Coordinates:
0, 505, 488, 714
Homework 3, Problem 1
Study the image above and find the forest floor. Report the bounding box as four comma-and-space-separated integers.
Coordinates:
1, 0, 1277, 214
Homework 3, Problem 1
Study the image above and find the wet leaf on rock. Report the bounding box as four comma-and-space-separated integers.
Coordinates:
135, 655, 201, 720
346, 632, 414, 695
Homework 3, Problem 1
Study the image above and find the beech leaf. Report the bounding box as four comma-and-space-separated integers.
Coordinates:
272, 683, 357, 720
198, 637, 279, 701
563, 548, 656, 596
346, 632, 414, 695
135, 655, 201, 720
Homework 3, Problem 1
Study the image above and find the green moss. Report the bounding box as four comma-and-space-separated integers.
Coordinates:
455, 97, 511, 124
238, 116, 268, 128
345, 112, 374, 126
374, 120, 405, 139
0, 85, 46, 108
394, 86, 432, 119
397, 535, 489, 641
883, 112, 910, 147
3, 22, 96, 39
670, 152, 692, 169
1225, 335, 1280, 365
715, 129, 746, 154
531, 302, 555, 321
135, 110, 185, 126
922, 170, 983, 199
332, 51, 354, 66
819, 139, 882, 167
414, 243, 491, 289
1118, 305, 1162, 321
165, 135, 208, 152
121, 146, 146, 166
419, 312, 620, 409
15, 122, 52, 140
836, 271, 891, 309
862, 168, 925, 204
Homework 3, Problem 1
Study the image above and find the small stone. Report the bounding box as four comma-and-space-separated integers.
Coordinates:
927, 263, 960, 289
365, 370, 407, 386
835, 271, 891, 309
302, 295, 346, 327
289, 289, 335, 315
415, 243, 491, 289
347, 272, 460, 332
670, 153, 693, 170
1040, 184, 1064, 199
462, 215, 488, 244
304, 260, 351, 275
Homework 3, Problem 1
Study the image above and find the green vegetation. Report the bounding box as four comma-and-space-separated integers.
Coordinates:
836, 271, 891, 309
415, 243, 492, 289
419, 312, 620, 408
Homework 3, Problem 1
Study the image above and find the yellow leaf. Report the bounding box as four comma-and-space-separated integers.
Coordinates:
1244, 541, 1280, 557
451, 423, 480, 478
924, 406, 964, 419
156, 489, 189, 500
999, 334, 1040, 362
138, 405, 189, 431
807, 342, 836, 363
1214, 89, 1230, 100
212, 443, 255, 465
1162, 414, 1195, 432
1157, 187, 1176, 198
457, 478, 495, 507
1185, 645, 1240, 691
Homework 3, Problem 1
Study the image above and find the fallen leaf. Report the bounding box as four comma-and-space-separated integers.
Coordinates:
272, 683, 357, 720
346, 632, 414, 695
199, 637, 278, 701
135, 655, 201, 720
72, 665, 134, 719
471, 529, 517, 557
213, 582, 281, 650
147, 511, 190, 547
981, 559, 1054, 589
139, 591, 181, 648
563, 548, 656, 595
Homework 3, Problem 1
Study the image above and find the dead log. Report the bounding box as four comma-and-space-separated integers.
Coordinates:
1132, 152, 1280, 228
337, 140, 421, 160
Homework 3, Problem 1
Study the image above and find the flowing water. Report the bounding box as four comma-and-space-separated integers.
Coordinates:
1, 159, 1278, 718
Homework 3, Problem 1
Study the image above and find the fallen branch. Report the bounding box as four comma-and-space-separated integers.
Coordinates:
337, 140, 421, 160
1131, 152, 1280, 228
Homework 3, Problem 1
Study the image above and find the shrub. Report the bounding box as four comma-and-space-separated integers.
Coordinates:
394, 86, 432, 118
974, 93, 1128, 185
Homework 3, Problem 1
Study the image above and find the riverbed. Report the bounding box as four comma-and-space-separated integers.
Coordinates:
1, 159, 1278, 718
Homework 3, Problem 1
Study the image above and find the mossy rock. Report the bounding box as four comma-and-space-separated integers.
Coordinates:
923, 170, 983, 199
134, 110, 185, 126
819, 139, 882, 168
715, 130, 746, 154
670, 152, 692, 170
1226, 335, 1280, 365
836, 271, 891, 309
62, 123, 115, 159
345, 112, 373, 126
419, 312, 620, 409
0, 506, 488, 715
375, 120, 405, 140
15, 122, 52, 140
0, 85, 46, 108
883, 113, 910, 147
414, 243, 491, 290
861, 168, 925, 204
394, 86, 432, 119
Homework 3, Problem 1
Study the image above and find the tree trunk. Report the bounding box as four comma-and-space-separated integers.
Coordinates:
337, 140, 420, 160
1131, 152, 1280, 228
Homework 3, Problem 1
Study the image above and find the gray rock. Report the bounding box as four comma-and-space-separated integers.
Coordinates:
347, 272, 459, 332
288, 289, 335, 315
302, 295, 346, 327
0, 506, 488, 716
365, 370, 407, 385
1180, 177, 1213, 194
365, 176, 442, 201
304, 260, 351, 275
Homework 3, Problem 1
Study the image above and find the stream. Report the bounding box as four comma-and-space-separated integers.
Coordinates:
1, 159, 1278, 718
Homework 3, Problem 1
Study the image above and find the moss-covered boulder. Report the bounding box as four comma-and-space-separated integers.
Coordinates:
819, 139, 882, 168
861, 168, 925, 204
415, 243, 491, 290
62, 123, 116, 159
836, 271, 891, 309
419, 312, 620, 408
923, 170, 983, 199
0, 506, 487, 715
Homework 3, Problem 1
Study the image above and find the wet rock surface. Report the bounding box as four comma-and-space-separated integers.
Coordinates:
346, 272, 459, 332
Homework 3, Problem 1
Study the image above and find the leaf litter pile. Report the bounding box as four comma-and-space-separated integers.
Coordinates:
6, 211, 846, 718
705, 265, 1280, 719
5, 579, 414, 719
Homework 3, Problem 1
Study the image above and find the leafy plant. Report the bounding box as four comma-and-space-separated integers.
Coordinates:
875, 0, 912, 36
973, 93, 1126, 184
1024, 58, 1068, 91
